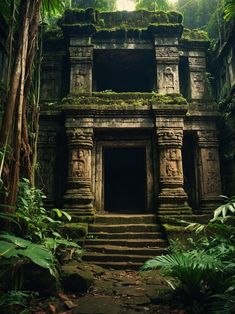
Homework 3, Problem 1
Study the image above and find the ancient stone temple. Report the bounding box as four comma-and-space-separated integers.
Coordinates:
39, 9, 222, 218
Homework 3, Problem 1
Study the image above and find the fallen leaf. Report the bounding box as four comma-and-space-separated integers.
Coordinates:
49, 304, 56, 313
58, 292, 70, 301
64, 300, 77, 309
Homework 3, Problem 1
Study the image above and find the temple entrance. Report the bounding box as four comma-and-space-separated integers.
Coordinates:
103, 147, 146, 213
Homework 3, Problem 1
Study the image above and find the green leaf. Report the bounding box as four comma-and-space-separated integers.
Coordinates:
0, 234, 30, 248
0, 241, 18, 258
51, 208, 63, 217
61, 210, 72, 221
17, 244, 54, 272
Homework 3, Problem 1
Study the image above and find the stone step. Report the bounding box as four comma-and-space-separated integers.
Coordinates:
85, 245, 167, 255
89, 224, 161, 233
85, 238, 167, 247
83, 252, 160, 263
94, 214, 157, 224
84, 261, 143, 270
88, 232, 165, 239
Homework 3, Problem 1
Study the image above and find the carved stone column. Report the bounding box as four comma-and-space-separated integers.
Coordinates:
37, 130, 57, 207
188, 51, 206, 100
154, 37, 180, 94
197, 130, 222, 212
64, 127, 94, 216
69, 38, 93, 95
157, 127, 191, 214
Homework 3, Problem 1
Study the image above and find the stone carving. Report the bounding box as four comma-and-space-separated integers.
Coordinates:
161, 148, 183, 178
205, 149, 221, 194
163, 67, 175, 93
207, 172, 220, 194
73, 69, 86, 89
197, 130, 218, 148
69, 46, 93, 59
70, 148, 90, 178
189, 57, 205, 68
157, 129, 183, 146
191, 72, 205, 98
156, 47, 178, 58
68, 128, 93, 147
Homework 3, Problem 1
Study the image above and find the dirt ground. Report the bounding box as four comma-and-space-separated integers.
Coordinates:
33, 268, 187, 314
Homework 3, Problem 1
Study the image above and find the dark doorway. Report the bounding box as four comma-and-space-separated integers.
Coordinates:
104, 147, 146, 213
182, 132, 198, 210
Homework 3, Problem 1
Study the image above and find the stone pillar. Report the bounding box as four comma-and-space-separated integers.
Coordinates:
188, 51, 206, 100
64, 127, 94, 216
197, 130, 222, 212
38, 130, 57, 207
154, 37, 180, 94
156, 126, 191, 214
69, 38, 93, 95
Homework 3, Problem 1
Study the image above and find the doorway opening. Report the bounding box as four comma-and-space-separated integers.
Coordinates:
182, 132, 198, 210
103, 147, 146, 213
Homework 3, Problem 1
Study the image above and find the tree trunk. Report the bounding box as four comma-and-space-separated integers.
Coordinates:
6, 0, 30, 208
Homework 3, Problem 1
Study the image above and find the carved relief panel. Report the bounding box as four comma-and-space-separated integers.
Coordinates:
160, 148, 183, 180
157, 64, 179, 94
70, 64, 92, 94
200, 148, 222, 196
190, 72, 205, 99
69, 148, 91, 178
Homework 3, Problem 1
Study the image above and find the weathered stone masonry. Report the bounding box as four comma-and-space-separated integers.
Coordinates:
38, 9, 223, 216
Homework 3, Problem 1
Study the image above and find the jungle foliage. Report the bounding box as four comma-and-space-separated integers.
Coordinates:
71, 0, 116, 11
0, 178, 82, 313
134, 0, 170, 11
141, 197, 235, 313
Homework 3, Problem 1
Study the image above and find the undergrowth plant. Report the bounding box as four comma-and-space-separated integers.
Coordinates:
141, 195, 235, 313
16, 178, 82, 260
0, 178, 82, 312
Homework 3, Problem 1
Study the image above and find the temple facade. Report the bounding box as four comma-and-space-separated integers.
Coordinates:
38, 9, 223, 217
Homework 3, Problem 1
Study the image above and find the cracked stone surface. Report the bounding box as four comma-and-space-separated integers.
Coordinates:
69, 268, 187, 314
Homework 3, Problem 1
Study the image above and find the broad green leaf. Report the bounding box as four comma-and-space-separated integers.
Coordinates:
17, 244, 54, 272
0, 234, 30, 248
0, 241, 18, 258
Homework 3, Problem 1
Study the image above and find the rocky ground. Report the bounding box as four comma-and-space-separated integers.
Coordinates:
33, 265, 187, 314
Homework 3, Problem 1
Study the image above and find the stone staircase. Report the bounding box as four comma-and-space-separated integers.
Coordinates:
82, 214, 168, 269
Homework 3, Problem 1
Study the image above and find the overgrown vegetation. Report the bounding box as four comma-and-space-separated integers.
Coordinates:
0, 179, 82, 313
141, 196, 235, 313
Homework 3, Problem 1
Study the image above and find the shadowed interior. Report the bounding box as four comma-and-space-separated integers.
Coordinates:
104, 147, 146, 212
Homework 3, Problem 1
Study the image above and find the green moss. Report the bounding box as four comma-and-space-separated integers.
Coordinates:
44, 28, 64, 41
62, 23, 96, 36
182, 28, 209, 42
59, 8, 183, 30
61, 223, 88, 239
61, 92, 187, 108
147, 23, 183, 36
163, 224, 187, 232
